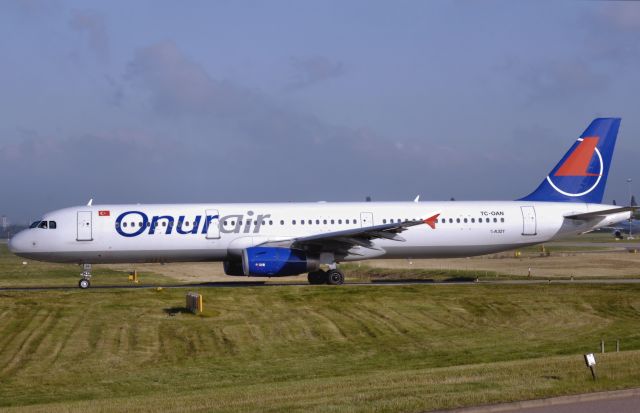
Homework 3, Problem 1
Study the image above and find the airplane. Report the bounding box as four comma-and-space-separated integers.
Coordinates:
8, 118, 634, 289
595, 218, 640, 239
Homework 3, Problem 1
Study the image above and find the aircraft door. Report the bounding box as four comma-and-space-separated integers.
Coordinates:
77, 211, 93, 241
205, 209, 221, 239
520, 206, 537, 236
360, 212, 374, 227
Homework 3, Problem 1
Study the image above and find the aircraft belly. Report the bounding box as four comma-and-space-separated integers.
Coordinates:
377, 242, 540, 259
19, 249, 228, 264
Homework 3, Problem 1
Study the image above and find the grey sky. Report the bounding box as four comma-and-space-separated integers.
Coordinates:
1, 1, 639, 223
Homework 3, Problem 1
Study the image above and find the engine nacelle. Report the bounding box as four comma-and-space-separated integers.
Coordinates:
223, 260, 245, 276
242, 247, 319, 276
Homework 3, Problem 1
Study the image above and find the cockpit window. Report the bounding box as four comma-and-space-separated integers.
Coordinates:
38, 221, 48, 229
29, 221, 41, 229
49, 221, 57, 229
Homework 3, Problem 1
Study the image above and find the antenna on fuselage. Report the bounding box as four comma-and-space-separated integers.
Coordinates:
413, 195, 420, 203
87, 199, 93, 206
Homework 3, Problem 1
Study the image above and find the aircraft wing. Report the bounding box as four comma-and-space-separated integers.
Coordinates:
564, 206, 635, 220
259, 214, 439, 256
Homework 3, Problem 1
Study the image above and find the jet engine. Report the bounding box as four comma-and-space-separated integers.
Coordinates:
242, 247, 319, 276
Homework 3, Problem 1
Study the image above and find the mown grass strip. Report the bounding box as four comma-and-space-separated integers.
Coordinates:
0, 284, 639, 411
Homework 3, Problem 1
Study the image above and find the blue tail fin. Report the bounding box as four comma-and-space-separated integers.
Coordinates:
520, 118, 621, 203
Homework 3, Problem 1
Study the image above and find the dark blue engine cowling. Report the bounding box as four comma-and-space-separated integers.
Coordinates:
242, 247, 319, 276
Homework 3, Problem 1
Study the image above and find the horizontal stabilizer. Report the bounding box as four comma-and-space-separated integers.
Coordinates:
564, 206, 635, 220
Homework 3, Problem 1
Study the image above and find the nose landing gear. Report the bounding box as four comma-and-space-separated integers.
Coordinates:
78, 264, 92, 289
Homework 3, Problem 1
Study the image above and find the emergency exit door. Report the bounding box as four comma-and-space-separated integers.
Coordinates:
205, 209, 220, 239
520, 206, 537, 236
360, 212, 374, 227
77, 211, 93, 241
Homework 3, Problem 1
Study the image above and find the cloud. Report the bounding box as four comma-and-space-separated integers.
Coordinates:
117, 42, 463, 199
597, 2, 640, 32
583, 3, 640, 68
498, 56, 608, 105
0, 41, 485, 220
285, 56, 345, 91
125, 41, 257, 118
69, 9, 109, 62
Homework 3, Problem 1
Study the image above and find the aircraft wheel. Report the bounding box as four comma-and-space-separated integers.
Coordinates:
308, 271, 327, 285
326, 269, 344, 285
78, 279, 90, 289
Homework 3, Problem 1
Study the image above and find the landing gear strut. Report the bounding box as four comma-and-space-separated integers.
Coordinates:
307, 269, 345, 285
78, 263, 92, 289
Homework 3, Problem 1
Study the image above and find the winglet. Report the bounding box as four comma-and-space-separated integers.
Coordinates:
423, 213, 440, 229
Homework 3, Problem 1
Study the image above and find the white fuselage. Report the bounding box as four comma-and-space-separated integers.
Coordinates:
8, 201, 629, 266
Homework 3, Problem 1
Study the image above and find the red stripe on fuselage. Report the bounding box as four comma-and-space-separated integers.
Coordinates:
554, 137, 600, 177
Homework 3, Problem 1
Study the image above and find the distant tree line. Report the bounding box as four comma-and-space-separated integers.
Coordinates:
1, 225, 26, 239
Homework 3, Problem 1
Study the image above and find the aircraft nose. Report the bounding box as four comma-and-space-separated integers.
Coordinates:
8, 231, 27, 254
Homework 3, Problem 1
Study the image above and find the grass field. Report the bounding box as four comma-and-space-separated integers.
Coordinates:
2, 241, 640, 412
0, 244, 175, 288
1, 282, 640, 410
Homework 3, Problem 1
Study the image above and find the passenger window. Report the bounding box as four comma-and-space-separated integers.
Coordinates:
49, 221, 57, 229
464, 218, 468, 223
301, 220, 305, 225
478, 218, 482, 223
493, 218, 497, 223
323, 219, 327, 224
139, 222, 143, 227
346, 219, 350, 224
354, 219, 357, 224
383, 219, 387, 224
316, 220, 320, 224
331, 219, 335, 224
269, 220, 273, 225
449, 218, 453, 223
456, 218, 460, 223
292, 220, 296, 225
338, 219, 342, 224
280, 220, 284, 225
123, 222, 128, 228
501, 218, 505, 223
471, 218, 475, 223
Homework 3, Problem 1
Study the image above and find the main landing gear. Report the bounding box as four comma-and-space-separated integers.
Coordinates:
79, 264, 92, 289
307, 269, 345, 285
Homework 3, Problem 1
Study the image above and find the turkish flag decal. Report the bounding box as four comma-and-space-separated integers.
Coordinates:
98, 210, 110, 217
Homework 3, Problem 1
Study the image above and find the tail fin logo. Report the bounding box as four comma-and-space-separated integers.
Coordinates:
546, 137, 603, 197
